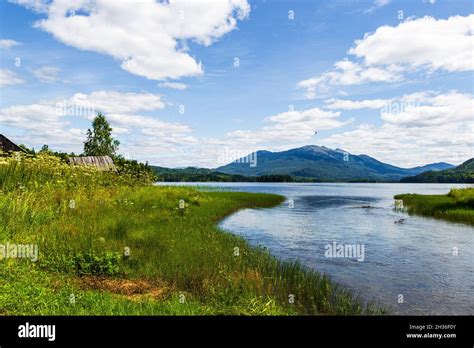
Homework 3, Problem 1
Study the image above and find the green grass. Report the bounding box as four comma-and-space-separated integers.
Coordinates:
394, 188, 474, 226
0, 153, 386, 315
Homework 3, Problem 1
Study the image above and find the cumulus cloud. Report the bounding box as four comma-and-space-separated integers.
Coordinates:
154, 107, 352, 168
0, 90, 192, 151
324, 91, 473, 126
12, 0, 250, 81
297, 59, 402, 99
380, 91, 474, 127
321, 122, 473, 167
297, 14, 473, 99
188, 108, 351, 167
0, 69, 24, 86
0, 103, 67, 132
349, 14, 474, 73
320, 91, 474, 166
226, 107, 351, 144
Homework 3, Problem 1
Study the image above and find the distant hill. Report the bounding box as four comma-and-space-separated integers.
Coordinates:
152, 166, 238, 182
401, 158, 474, 183
216, 145, 454, 182
151, 166, 294, 182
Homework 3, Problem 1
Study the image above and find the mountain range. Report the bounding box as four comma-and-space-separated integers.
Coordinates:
216, 145, 454, 182
401, 158, 474, 183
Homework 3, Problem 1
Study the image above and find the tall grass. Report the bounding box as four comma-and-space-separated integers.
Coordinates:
0, 153, 385, 315
394, 188, 474, 226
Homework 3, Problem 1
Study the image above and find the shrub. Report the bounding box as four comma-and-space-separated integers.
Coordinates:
71, 251, 122, 276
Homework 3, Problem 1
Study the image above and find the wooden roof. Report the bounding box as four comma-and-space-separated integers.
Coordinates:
67, 156, 116, 171
0, 134, 26, 153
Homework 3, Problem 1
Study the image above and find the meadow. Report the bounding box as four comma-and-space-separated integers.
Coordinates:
395, 188, 474, 226
0, 153, 385, 315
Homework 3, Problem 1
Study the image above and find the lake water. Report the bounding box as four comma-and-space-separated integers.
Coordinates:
158, 182, 474, 315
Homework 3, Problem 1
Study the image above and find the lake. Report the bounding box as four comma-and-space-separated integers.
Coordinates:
157, 182, 473, 315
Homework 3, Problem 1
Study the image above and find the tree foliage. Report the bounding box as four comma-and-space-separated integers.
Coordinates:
83, 113, 120, 156
401, 158, 474, 183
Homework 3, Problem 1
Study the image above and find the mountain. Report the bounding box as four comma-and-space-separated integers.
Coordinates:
401, 158, 474, 183
216, 145, 454, 182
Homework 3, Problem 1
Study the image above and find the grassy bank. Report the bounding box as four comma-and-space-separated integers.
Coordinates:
394, 188, 474, 226
0, 153, 385, 315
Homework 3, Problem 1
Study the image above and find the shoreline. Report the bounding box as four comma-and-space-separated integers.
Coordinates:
0, 154, 386, 315
1, 185, 385, 315
395, 188, 474, 226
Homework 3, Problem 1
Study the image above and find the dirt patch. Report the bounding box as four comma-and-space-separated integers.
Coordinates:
79, 276, 172, 301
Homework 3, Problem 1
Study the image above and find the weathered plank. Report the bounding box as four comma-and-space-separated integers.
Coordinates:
67, 156, 116, 171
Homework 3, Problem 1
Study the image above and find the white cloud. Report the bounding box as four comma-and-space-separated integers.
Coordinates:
0, 103, 67, 132
321, 91, 474, 167
321, 122, 473, 167
10, 91, 459, 167
324, 98, 390, 110
6, 90, 468, 168
349, 14, 474, 73
324, 91, 473, 126
226, 107, 351, 144
31, 66, 61, 83
67, 91, 166, 115
297, 59, 402, 99
0, 69, 24, 86
110, 126, 130, 135
365, 0, 391, 13
0, 91, 191, 153
139, 107, 351, 167
107, 113, 191, 135
158, 82, 188, 90
297, 14, 473, 99
154, 107, 352, 168
0, 39, 20, 49
13, 0, 250, 81
190, 108, 351, 167
8, 0, 49, 12
380, 91, 474, 127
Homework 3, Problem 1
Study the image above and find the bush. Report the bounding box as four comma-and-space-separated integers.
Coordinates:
0, 152, 155, 193
72, 251, 122, 276
113, 156, 157, 184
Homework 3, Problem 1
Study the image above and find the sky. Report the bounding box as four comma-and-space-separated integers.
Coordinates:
0, 0, 473, 168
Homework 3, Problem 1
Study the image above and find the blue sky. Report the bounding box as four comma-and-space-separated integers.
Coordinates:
0, 0, 473, 168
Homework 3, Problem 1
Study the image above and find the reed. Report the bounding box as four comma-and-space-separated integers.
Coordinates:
394, 188, 474, 225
